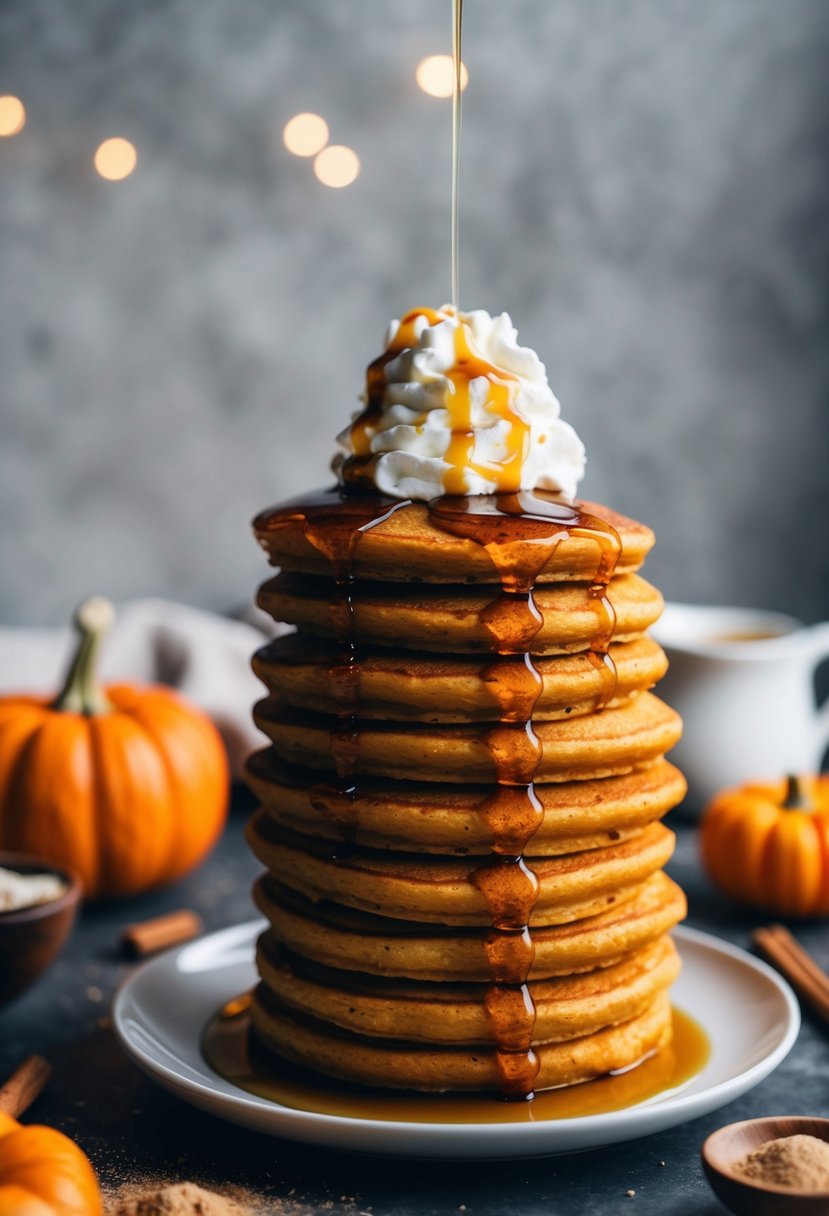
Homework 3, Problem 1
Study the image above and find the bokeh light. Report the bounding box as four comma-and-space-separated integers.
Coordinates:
313, 144, 360, 189
94, 137, 137, 181
283, 112, 329, 157
0, 95, 26, 137
416, 55, 468, 98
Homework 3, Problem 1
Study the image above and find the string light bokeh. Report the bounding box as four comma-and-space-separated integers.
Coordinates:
0, 95, 26, 137
0, 41, 473, 192
416, 54, 468, 98
283, 112, 329, 157
0, 50, 470, 189
94, 137, 137, 181
313, 144, 360, 188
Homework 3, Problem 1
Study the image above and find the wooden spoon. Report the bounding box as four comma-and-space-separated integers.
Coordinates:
702, 1117, 829, 1215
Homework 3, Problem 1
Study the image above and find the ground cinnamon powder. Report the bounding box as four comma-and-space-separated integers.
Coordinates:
107, 1182, 250, 1216
736, 1134, 829, 1190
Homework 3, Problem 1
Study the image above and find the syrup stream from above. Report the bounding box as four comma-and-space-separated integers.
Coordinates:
451, 0, 463, 311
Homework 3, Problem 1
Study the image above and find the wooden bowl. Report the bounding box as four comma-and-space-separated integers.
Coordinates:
702, 1117, 829, 1215
0, 852, 81, 1008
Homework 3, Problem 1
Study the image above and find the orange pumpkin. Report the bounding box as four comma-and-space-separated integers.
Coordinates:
701, 774, 829, 918
0, 1110, 101, 1216
0, 598, 229, 899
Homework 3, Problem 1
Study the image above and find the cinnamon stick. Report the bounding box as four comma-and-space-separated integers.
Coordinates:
766, 924, 829, 994
0, 1055, 51, 1118
753, 924, 829, 1025
121, 908, 203, 959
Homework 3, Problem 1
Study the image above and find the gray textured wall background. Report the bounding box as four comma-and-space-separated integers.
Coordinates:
1, 0, 828, 626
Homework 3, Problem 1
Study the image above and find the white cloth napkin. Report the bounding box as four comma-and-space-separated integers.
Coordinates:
0, 599, 285, 779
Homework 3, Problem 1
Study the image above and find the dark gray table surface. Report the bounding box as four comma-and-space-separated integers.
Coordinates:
2, 791, 827, 1215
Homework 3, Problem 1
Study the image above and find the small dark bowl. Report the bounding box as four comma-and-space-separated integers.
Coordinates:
702, 1117, 829, 1215
0, 852, 81, 1009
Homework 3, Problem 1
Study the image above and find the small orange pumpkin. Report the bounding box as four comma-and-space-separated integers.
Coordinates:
0, 1110, 102, 1216
0, 597, 229, 899
701, 774, 829, 918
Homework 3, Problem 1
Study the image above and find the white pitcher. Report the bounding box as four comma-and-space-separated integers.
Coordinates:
650, 603, 829, 813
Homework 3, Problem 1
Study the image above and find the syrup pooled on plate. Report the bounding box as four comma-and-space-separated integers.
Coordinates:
203, 1001, 709, 1124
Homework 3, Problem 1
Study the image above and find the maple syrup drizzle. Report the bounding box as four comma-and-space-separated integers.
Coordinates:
253, 488, 411, 835
427, 491, 622, 1100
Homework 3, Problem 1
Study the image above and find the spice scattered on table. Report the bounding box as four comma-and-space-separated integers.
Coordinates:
108, 1181, 250, 1216
0, 865, 66, 911
735, 1134, 829, 1190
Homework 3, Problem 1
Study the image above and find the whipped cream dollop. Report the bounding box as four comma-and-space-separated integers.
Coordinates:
335, 306, 586, 500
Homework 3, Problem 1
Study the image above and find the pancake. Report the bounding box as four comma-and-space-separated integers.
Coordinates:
253, 692, 682, 784
253, 495, 655, 586
245, 753, 687, 856
257, 571, 663, 655
247, 814, 675, 927
253, 870, 687, 982
249, 985, 673, 1093
252, 634, 668, 723
248, 482, 684, 1097
256, 933, 681, 1046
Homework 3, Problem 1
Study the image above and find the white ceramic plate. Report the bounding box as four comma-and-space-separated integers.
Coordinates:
112, 921, 799, 1159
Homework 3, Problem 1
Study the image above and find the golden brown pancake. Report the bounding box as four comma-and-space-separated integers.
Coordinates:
252, 634, 668, 723
247, 814, 675, 927
253, 692, 682, 784
257, 572, 663, 655
253, 870, 687, 982
257, 934, 681, 1047
254, 496, 654, 586
246, 753, 687, 856
249, 985, 673, 1093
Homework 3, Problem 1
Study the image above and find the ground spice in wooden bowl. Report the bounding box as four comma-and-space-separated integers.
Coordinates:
735, 1135, 829, 1191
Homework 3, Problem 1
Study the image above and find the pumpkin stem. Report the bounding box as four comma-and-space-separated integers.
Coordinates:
782, 774, 812, 811
53, 597, 115, 715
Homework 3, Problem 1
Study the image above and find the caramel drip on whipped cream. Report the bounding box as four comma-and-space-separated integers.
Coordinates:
443, 322, 526, 495
343, 307, 531, 497
348, 306, 446, 471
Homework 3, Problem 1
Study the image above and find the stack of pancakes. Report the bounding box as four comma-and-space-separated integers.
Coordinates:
246, 492, 686, 1096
